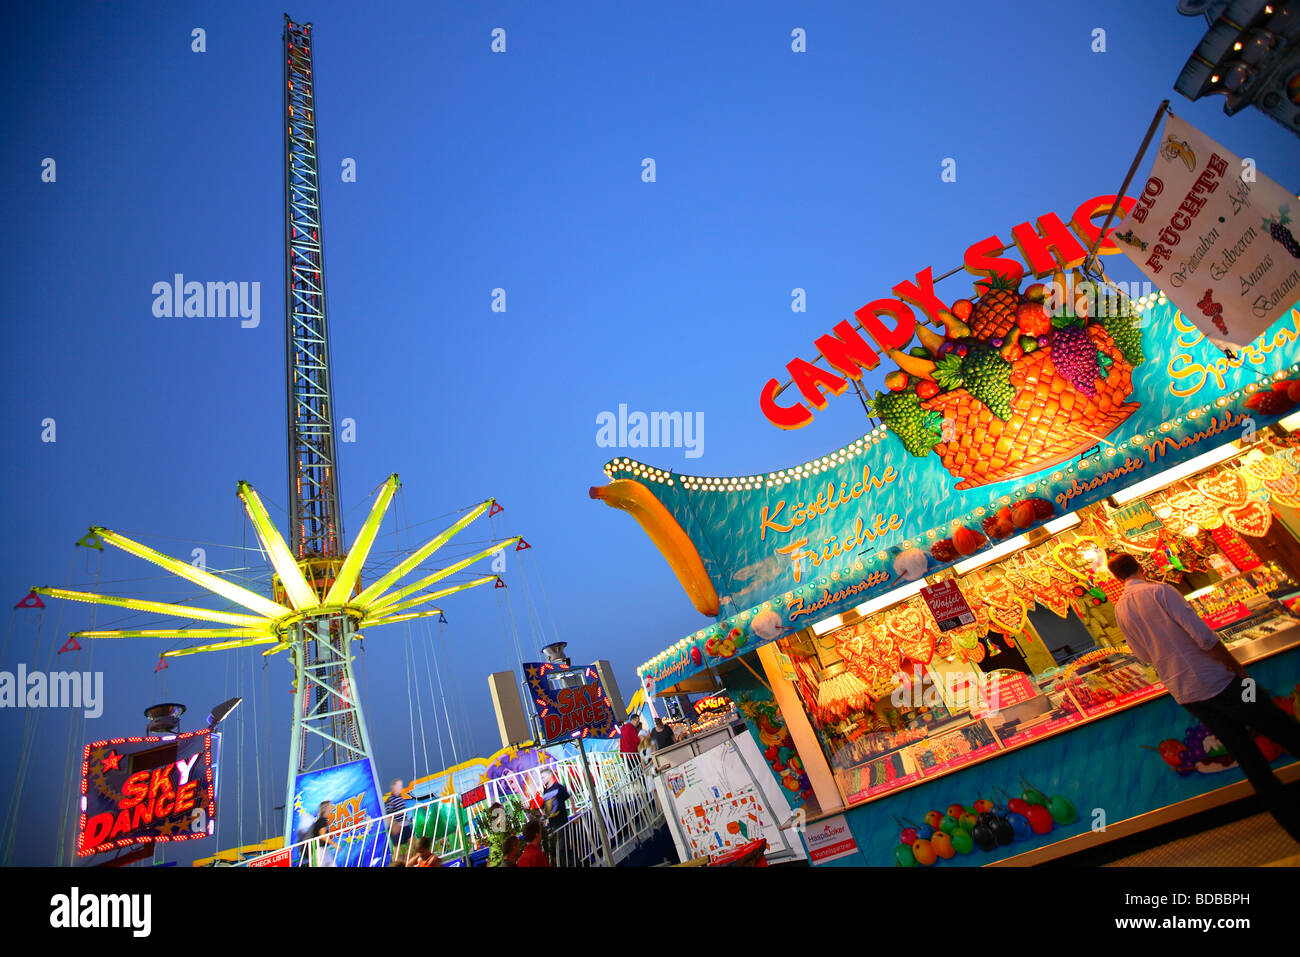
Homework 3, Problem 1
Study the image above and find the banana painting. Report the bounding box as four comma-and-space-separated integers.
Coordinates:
590, 480, 720, 616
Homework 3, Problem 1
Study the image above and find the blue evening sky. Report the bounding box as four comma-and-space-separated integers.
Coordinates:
1, 1, 1297, 864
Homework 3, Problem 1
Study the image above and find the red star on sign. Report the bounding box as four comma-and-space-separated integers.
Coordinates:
101, 750, 122, 772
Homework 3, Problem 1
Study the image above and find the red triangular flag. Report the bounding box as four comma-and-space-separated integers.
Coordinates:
14, 591, 45, 610
515, 539, 531, 551
154, 657, 168, 673
488, 502, 504, 517
494, 577, 506, 589
57, 636, 81, 654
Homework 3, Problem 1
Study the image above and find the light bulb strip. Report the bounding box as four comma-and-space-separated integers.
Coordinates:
374, 575, 496, 616
351, 499, 494, 606
367, 537, 521, 611
323, 473, 400, 606
94, 526, 290, 619
34, 587, 268, 629
238, 481, 319, 611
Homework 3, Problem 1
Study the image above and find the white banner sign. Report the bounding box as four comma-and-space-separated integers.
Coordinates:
1111, 112, 1299, 349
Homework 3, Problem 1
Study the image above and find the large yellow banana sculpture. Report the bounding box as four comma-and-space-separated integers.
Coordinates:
589, 479, 720, 617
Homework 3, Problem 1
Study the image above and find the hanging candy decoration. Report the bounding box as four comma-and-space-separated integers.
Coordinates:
1244, 453, 1285, 482
888, 602, 935, 665
1221, 500, 1273, 538
1196, 471, 1248, 507
958, 638, 986, 665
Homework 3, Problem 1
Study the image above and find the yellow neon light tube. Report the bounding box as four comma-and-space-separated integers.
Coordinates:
161, 636, 282, 657
34, 587, 268, 629
95, 527, 289, 619
351, 499, 494, 607
367, 538, 520, 611
374, 576, 496, 616
323, 474, 399, 607
237, 481, 319, 611
358, 609, 445, 629
73, 628, 274, 640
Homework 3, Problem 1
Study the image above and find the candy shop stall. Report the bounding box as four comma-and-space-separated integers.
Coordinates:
591, 187, 1300, 864
770, 436, 1300, 859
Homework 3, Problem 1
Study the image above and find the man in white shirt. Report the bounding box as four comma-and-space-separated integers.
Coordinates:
1109, 551, 1300, 842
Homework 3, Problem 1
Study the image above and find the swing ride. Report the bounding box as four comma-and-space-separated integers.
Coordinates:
15, 15, 528, 859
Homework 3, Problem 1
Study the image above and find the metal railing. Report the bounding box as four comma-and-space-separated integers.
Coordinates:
238, 794, 468, 867
239, 748, 664, 867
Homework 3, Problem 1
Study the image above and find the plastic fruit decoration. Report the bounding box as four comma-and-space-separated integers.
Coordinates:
946, 803, 966, 820
991, 816, 1014, 845
868, 272, 1142, 491
940, 815, 961, 835
894, 843, 918, 867
885, 370, 910, 392
1026, 804, 1055, 834
1046, 794, 1078, 825
973, 797, 994, 814
930, 830, 956, 859
959, 812, 978, 833
923, 810, 944, 830
911, 838, 937, 866
950, 828, 974, 854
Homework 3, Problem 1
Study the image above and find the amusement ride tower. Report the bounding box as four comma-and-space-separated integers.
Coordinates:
35, 15, 519, 850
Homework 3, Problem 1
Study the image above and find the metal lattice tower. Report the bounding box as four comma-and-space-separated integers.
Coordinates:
284, 16, 344, 562
281, 15, 372, 838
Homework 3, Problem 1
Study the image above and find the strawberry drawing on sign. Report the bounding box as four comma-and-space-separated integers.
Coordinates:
1197, 289, 1228, 336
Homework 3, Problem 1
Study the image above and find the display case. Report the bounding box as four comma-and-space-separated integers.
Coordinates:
777, 444, 1300, 812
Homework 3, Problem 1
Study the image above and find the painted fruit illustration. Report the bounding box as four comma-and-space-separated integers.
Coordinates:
912, 838, 937, 866
1006, 812, 1032, 840
868, 272, 1142, 490
1265, 206, 1300, 259
1047, 794, 1078, 824
1026, 804, 1055, 834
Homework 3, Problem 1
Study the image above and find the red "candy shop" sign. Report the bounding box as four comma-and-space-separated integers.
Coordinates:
759, 195, 1135, 430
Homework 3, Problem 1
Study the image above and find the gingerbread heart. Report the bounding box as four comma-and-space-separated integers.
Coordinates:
1244, 454, 1284, 481
979, 574, 1014, 606
1269, 487, 1300, 508
1190, 504, 1223, 530
1266, 474, 1299, 497
1038, 585, 1071, 619
988, 599, 1027, 635
1222, 500, 1272, 538
896, 626, 935, 666
1196, 471, 1247, 507
1051, 537, 1107, 579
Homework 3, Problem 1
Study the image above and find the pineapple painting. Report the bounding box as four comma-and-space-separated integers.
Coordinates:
1265, 205, 1300, 260
867, 270, 1144, 490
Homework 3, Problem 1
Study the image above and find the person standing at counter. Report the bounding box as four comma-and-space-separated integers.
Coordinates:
650, 716, 676, 751
1108, 551, 1300, 841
